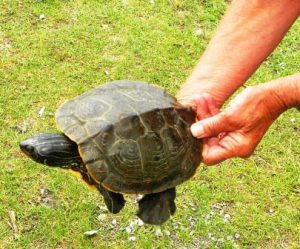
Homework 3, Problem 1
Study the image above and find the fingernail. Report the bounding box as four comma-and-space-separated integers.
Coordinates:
191, 124, 205, 137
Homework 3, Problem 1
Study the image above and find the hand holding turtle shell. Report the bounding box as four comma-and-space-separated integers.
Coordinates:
176, 0, 300, 165
189, 75, 300, 165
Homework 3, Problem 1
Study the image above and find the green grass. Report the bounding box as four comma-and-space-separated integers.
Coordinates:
0, 0, 299, 248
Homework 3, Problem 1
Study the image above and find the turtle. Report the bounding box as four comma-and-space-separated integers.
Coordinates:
20, 80, 202, 225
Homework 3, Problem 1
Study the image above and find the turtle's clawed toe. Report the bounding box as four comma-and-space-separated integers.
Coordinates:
137, 188, 176, 225
97, 185, 125, 214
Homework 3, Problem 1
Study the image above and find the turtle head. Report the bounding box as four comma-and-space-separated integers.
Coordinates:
20, 133, 82, 167
20, 133, 97, 187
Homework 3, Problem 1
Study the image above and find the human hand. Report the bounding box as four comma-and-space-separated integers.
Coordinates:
176, 79, 229, 110
191, 85, 285, 165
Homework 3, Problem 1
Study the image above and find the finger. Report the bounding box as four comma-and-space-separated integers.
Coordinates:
194, 95, 210, 121
205, 137, 219, 146
202, 93, 220, 116
191, 113, 231, 138
202, 142, 234, 165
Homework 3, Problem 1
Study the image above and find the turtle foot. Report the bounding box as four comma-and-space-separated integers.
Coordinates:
137, 188, 176, 225
97, 185, 125, 214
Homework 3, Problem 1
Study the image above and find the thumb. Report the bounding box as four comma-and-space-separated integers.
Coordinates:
190, 113, 230, 138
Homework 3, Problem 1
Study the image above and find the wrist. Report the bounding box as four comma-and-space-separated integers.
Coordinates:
176, 77, 235, 109
259, 74, 300, 116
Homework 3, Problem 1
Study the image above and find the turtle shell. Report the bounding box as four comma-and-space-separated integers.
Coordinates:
55, 80, 202, 194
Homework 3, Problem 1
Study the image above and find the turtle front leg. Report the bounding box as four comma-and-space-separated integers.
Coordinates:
97, 185, 125, 214
137, 188, 176, 225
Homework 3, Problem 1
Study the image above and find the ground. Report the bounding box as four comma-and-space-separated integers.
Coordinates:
0, 0, 299, 248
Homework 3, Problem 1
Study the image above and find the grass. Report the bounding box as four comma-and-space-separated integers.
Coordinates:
0, 0, 299, 248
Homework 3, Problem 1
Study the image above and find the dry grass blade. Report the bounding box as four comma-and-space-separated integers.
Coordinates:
7, 211, 19, 240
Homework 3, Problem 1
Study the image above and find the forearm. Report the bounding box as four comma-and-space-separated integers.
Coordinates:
264, 74, 300, 116
177, 0, 300, 107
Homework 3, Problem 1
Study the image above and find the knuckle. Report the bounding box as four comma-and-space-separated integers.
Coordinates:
202, 159, 214, 166
222, 111, 234, 125
219, 112, 231, 124
236, 140, 254, 158
239, 151, 252, 158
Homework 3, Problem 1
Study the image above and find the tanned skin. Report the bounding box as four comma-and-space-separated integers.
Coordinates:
176, 0, 300, 165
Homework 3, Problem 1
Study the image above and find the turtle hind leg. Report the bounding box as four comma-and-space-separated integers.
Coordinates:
137, 188, 176, 225
97, 185, 125, 214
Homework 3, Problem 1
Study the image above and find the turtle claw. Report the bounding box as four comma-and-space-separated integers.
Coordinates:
137, 188, 176, 225
97, 185, 125, 214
